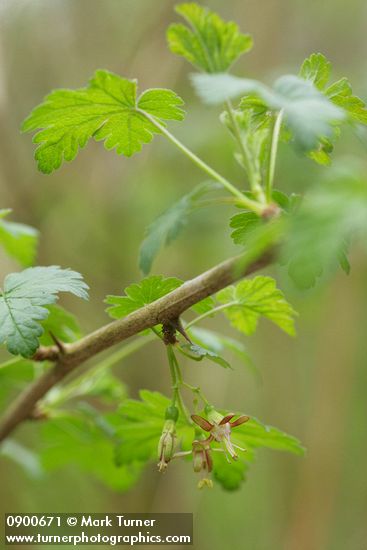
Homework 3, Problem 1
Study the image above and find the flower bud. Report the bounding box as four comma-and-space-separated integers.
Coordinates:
165, 405, 179, 422
157, 418, 177, 473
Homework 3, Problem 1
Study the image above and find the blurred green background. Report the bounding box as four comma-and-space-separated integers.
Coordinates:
1, 1, 367, 549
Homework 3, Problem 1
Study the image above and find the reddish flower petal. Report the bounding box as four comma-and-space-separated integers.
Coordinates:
219, 413, 236, 425
205, 448, 213, 472
230, 415, 250, 428
191, 415, 213, 432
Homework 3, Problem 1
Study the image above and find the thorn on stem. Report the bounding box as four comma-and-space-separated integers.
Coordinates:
162, 317, 192, 346
49, 332, 66, 354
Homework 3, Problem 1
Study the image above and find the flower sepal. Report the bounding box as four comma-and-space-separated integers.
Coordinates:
157, 415, 177, 472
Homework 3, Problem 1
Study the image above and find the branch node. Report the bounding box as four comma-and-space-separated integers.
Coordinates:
162, 321, 179, 345
28, 406, 49, 421
162, 317, 192, 346
32, 345, 60, 362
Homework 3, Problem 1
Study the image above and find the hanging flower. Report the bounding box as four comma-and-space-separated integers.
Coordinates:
192, 438, 213, 473
191, 409, 249, 460
157, 405, 179, 472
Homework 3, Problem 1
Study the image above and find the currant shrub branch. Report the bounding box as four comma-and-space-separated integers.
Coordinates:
1, 2, 366, 490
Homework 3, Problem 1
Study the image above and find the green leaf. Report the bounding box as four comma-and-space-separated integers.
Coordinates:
77, 372, 127, 404
230, 211, 261, 245
216, 276, 296, 336
47, 372, 127, 410
300, 53, 367, 125
40, 304, 81, 346
232, 416, 304, 455
180, 343, 232, 369
105, 275, 211, 321
272, 75, 344, 150
199, 410, 304, 490
299, 52, 331, 90
0, 209, 38, 266
192, 72, 344, 150
190, 295, 216, 315
212, 451, 251, 491
189, 326, 254, 372
0, 266, 89, 357
167, 2, 253, 73
192, 72, 267, 105
0, 357, 37, 409
284, 170, 367, 288
21, 70, 185, 174
139, 181, 218, 275
230, 192, 299, 246
326, 77, 367, 125
299, 53, 367, 164
105, 275, 182, 319
38, 413, 143, 491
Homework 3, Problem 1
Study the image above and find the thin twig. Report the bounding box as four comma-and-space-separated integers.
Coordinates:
0, 249, 274, 442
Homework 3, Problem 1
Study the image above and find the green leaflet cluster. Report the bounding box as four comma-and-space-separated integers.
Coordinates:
22, 70, 185, 173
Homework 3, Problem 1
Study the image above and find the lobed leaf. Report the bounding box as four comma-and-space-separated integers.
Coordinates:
167, 2, 253, 73
105, 274, 214, 321
212, 453, 253, 491
232, 417, 304, 456
230, 211, 261, 245
192, 72, 344, 150
299, 52, 331, 90
299, 53, 367, 163
300, 53, 367, 125
284, 170, 367, 288
0, 266, 88, 357
216, 276, 296, 336
22, 70, 185, 173
230, 191, 300, 246
326, 77, 367, 125
105, 275, 182, 319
